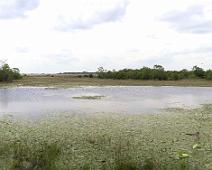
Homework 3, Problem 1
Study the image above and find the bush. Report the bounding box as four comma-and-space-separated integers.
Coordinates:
192, 66, 205, 78
0, 63, 22, 82
206, 70, 212, 80
96, 65, 212, 81
89, 74, 94, 78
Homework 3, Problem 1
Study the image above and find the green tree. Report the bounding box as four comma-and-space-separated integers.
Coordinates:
0, 63, 22, 82
153, 65, 167, 80
206, 70, 212, 80
97, 67, 106, 79
192, 66, 205, 78
153, 65, 164, 71
95, 65, 211, 81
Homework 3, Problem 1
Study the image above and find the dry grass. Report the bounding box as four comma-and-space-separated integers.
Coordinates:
1, 75, 212, 87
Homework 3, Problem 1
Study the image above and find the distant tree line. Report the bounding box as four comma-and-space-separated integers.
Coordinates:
0, 62, 22, 82
97, 65, 212, 80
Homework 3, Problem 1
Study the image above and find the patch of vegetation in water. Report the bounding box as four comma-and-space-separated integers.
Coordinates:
73, 95, 105, 100
0, 105, 211, 169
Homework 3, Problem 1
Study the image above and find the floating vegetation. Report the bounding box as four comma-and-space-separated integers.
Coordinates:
176, 151, 190, 159
0, 105, 211, 169
73, 95, 105, 100
193, 144, 201, 150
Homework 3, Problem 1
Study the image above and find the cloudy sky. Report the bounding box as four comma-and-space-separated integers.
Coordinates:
0, 0, 212, 73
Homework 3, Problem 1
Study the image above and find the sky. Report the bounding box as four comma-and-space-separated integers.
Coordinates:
0, 0, 212, 73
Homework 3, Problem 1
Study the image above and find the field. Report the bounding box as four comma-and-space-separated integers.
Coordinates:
1, 75, 212, 87
0, 105, 211, 170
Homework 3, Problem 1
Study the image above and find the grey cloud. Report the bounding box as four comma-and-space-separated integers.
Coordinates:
16, 46, 29, 53
48, 50, 79, 64
0, 0, 39, 19
56, 0, 129, 31
130, 46, 212, 70
28, 50, 81, 73
160, 5, 212, 34
168, 46, 212, 56
146, 34, 160, 39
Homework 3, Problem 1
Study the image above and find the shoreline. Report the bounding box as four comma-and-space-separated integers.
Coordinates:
1, 76, 212, 88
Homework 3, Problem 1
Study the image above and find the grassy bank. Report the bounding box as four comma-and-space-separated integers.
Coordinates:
1, 75, 212, 87
0, 105, 211, 170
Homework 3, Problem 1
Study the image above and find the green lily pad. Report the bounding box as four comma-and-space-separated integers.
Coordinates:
176, 151, 190, 159
192, 144, 201, 149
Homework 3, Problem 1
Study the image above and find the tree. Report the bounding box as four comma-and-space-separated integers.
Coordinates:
179, 69, 190, 79
153, 65, 164, 71
153, 65, 166, 80
95, 65, 211, 81
0, 63, 22, 82
206, 70, 212, 80
192, 66, 205, 78
97, 67, 106, 79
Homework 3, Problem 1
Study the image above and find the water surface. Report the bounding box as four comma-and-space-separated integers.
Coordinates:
0, 86, 212, 119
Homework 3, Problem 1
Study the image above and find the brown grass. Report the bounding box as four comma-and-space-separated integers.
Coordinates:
1, 75, 212, 87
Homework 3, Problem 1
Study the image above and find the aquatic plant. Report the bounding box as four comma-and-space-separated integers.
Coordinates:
73, 95, 105, 100
0, 105, 211, 169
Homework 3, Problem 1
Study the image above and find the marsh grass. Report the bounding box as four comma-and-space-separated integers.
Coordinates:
11, 141, 60, 170
0, 105, 211, 170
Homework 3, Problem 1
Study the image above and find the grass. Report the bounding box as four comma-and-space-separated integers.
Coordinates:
1, 75, 212, 87
0, 105, 211, 169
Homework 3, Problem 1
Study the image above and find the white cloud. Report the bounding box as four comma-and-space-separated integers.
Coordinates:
160, 5, 212, 34
55, 0, 129, 31
0, 0, 212, 73
0, 0, 39, 19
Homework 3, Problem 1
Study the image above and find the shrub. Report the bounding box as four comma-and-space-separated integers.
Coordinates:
206, 70, 212, 80
96, 65, 212, 81
0, 63, 22, 82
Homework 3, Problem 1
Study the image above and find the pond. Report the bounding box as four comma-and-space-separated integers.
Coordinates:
0, 86, 212, 119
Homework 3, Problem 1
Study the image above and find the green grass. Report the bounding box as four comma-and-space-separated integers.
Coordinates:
0, 105, 211, 169
1, 75, 212, 87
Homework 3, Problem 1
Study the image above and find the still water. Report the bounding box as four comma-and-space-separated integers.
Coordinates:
0, 86, 212, 119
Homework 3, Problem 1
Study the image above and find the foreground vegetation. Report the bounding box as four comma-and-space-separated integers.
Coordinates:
1, 75, 212, 88
97, 65, 212, 80
0, 105, 211, 170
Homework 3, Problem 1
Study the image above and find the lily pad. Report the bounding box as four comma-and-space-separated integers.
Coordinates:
176, 151, 190, 159
192, 144, 201, 149
73, 95, 105, 100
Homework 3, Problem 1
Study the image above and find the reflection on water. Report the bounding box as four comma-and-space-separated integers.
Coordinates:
0, 86, 212, 119
0, 89, 9, 108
